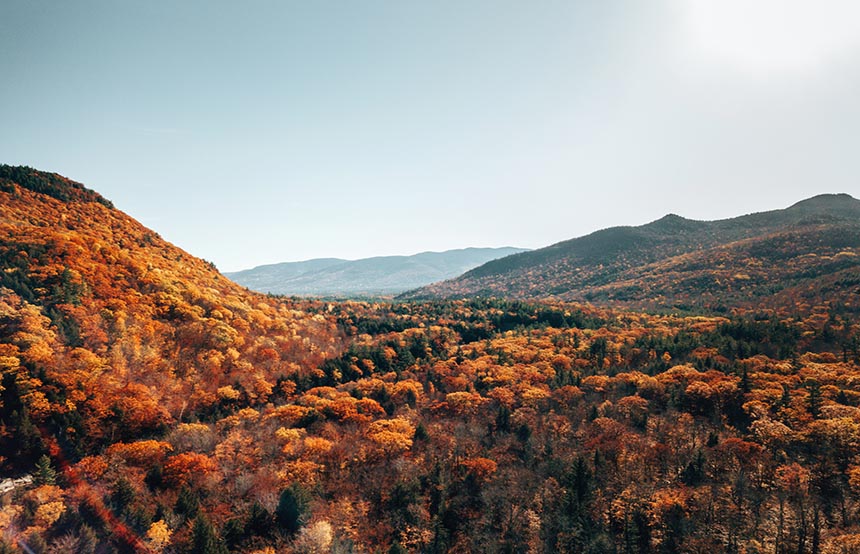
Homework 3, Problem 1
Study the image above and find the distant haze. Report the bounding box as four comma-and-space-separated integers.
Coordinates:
225, 247, 528, 297
1, 1, 859, 271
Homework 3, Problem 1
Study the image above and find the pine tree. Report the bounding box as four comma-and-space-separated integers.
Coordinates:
806, 379, 822, 419
175, 487, 199, 520
110, 477, 135, 516
276, 484, 309, 536
190, 514, 227, 554
245, 502, 273, 539
34, 454, 56, 485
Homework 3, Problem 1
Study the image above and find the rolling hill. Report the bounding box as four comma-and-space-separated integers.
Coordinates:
402, 194, 860, 311
0, 165, 341, 464
225, 247, 528, 297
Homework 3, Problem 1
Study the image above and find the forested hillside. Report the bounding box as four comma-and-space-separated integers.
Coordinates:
404, 195, 860, 313
0, 165, 342, 468
1, 167, 860, 554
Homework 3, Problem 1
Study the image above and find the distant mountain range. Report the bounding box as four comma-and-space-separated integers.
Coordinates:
225, 247, 529, 297
402, 194, 860, 312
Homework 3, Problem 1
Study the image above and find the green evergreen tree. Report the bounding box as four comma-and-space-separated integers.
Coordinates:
806, 379, 823, 418
275, 484, 309, 536
175, 487, 199, 520
34, 454, 56, 485
221, 518, 245, 551
190, 514, 228, 554
245, 502, 273, 539
625, 508, 652, 554
414, 421, 430, 441
680, 450, 706, 487
110, 477, 135, 516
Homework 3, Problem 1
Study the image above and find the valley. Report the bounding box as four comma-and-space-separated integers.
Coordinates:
1, 166, 859, 553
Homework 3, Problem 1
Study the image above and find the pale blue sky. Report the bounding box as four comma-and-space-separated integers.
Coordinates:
2, 0, 859, 271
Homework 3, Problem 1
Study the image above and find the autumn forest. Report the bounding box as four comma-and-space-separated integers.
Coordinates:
2, 166, 860, 554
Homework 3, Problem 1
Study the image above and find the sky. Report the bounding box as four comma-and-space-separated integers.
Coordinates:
2, 0, 859, 272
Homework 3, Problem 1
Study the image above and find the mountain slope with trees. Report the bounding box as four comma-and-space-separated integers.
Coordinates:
0, 165, 342, 465
403, 194, 860, 312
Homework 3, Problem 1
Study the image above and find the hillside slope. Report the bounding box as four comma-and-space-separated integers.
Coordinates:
0, 165, 341, 465
226, 247, 528, 296
403, 194, 860, 311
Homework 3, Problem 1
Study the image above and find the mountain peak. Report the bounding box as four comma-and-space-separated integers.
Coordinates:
787, 193, 860, 215
645, 213, 703, 233
0, 165, 114, 208
790, 192, 856, 204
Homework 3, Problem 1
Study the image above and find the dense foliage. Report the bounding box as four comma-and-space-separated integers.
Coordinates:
2, 169, 860, 554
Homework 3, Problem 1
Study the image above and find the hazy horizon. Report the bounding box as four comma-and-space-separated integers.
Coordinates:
225, 245, 529, 273
3, 0, 859, 272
